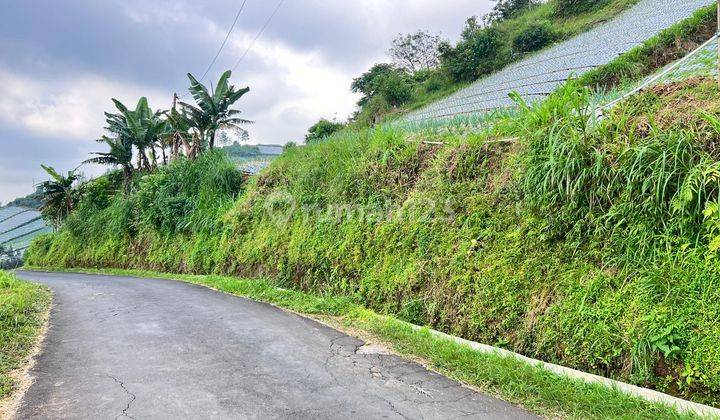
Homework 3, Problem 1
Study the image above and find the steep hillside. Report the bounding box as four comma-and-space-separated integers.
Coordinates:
347, 0, 660, 126
27, 76, 720, 406
405, 0, 714, 122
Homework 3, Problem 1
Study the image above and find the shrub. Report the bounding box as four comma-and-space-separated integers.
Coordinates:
351, 95, 393, 127
305, 119, 345, 143
351, 63, 397, 107
440, 21, 508, 82
421, 69, 454, 93
76, 171, 122, 212
512, 22, 557, 53
133, 151, 244, 234
376, 72, 413, 106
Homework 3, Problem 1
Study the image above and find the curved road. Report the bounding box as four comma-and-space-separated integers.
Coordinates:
14, 271, 535, 419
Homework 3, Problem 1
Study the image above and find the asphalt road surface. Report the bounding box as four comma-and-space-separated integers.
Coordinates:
14, 270, 536, 419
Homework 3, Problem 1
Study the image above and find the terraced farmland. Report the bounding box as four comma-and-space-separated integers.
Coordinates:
0, 206, 52, 251
404, 0, 714, 122
228, 144, 284, 174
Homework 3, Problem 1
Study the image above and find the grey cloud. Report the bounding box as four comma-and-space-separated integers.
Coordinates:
0, 0, 494, 202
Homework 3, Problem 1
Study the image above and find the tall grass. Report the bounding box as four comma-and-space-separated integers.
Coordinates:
0, 271, 50, 398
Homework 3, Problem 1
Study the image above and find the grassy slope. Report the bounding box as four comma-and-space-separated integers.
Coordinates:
26, 77, 720, 407
0, 271, 50, 399
29, 266, 698, 419
505, 0, 641, 38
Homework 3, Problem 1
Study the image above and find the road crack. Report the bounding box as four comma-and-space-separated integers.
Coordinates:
107, 374, 136, 420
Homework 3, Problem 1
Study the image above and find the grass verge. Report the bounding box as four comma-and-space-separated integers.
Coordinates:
22, 266, 703, 420
0, 271, 50, 409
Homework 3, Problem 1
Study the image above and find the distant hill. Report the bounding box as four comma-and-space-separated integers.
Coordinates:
223, 143, 284, 174
4, 187, 43, 210
223, 143, 262, 158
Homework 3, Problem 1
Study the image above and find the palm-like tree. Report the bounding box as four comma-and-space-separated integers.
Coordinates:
180, 70, 252, 151
162, 102, 200, 160
84, 135, 134, 189
108, 97, 166, 170
38, 164, 80, 228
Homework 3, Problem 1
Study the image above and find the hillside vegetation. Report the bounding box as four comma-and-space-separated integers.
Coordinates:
27, 76, 720, 406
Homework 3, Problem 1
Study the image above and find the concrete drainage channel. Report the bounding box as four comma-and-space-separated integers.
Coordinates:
308, 294, 719, 416
405, 325, 720, 418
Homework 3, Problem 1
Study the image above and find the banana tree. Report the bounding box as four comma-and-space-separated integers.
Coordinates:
163, 103, 200, 160
84, 135, 134, 190
38, 164, 80, 228
179, 70, 252, 153
107, 97, 167, 170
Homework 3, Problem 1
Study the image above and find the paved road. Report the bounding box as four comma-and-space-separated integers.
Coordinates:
14, 271, 536, 419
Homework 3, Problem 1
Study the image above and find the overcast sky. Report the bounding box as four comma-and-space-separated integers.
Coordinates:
0, 0, 493, 203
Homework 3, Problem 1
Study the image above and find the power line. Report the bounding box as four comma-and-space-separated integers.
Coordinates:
178, 0, 285, 101
231, 0, 285, 72
200, 0, 249, 82
178, 0, 249, 100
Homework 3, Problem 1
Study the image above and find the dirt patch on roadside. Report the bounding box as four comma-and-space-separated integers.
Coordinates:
0, 302, 51, 420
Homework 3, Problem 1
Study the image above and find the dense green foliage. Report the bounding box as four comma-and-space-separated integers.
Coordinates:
511, 21, 557, 53
439, 22, 508, 82
27, 78, 720, 406
0, 271, 49, 399
305, 119, 346, 143
32, 70, 252, 230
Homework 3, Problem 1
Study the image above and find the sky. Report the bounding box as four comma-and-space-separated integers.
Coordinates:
0, 0, 493, 203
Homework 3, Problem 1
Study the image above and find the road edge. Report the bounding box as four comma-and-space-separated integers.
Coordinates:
0, 273, 51, 420
19, 267, 720, 419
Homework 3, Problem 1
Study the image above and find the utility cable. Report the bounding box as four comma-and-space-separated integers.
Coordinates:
200, 0, 249, 81
231, 0, 285, 72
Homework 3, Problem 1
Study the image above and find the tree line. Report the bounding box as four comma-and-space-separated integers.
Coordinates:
37, 70, 251, 228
